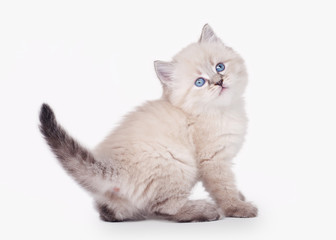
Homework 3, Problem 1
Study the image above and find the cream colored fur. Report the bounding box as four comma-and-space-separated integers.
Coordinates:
40, 24, 257, 222
92, 25, 257, 221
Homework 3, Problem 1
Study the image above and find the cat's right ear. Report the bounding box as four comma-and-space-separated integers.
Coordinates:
154, 61, 174, 85
199, 24, 220, 43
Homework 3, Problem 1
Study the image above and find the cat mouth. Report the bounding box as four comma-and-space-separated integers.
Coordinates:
219, 86, 228, 95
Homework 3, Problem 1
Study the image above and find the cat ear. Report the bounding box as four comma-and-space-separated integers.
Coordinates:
154, 60, 174, 85
199, 24, 220, 43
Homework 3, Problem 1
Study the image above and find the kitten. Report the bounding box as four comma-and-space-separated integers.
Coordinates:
39, 24, 257, 222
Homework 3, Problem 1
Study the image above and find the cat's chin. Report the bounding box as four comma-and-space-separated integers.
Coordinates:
213, 90, 237, 108
219, 87, 228, 96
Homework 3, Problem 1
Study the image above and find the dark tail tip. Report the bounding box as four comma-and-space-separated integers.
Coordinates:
39, 103, 56, 127
39, 103, 58, 139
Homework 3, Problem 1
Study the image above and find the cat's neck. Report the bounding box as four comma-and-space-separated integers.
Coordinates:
160, 94, 245, 119
186, 98, 245, 119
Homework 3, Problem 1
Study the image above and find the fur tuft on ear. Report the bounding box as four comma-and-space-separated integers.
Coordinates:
154, 60, 174, 85
199, 24, 219, 43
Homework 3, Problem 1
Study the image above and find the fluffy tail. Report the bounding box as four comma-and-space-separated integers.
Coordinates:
39, 104, 111, 193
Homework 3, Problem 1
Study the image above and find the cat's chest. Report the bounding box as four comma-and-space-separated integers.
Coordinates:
192, 114, 245, 139
188, 110, 247, 159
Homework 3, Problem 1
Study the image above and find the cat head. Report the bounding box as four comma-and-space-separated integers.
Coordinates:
154, 24, 248, 114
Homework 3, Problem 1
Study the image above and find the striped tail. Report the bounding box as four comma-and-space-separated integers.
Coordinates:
39, 104, 111, 193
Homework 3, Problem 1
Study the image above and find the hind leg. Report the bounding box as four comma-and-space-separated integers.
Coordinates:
170, 200, 222, 222
152, 197, 222, 222
97, 203, 122, 222
96, 200, 145, 222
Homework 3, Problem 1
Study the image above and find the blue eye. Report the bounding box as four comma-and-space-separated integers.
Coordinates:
216, 63, 225, 72
195, 78, 206, 87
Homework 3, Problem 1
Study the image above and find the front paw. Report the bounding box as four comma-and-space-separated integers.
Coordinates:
224, 201, 258, 218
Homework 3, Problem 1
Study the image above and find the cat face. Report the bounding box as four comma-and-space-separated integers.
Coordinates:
155, 24, 247, 114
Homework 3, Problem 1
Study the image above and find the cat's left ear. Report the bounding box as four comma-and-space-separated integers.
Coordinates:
154, 61, 175, 85
199, 24, 220, 43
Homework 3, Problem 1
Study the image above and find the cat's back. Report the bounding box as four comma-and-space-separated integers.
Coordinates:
94, 99, 192, 158
115, 99, 189, 141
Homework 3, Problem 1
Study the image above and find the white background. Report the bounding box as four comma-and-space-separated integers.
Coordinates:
1, 0, 336, 239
